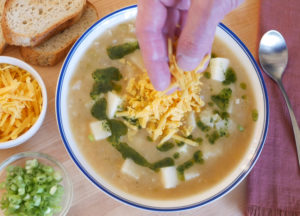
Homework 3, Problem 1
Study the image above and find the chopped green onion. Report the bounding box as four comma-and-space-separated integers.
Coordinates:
53, 171, 62, 181
211, 88, 232, 111
0, 159, 64, 216
238, 125, 245, 132
222, 68, 236, 85
173, 152, 180, 159
252, 109, 259, 122
240, 82, 247, 89
193, 151, 204, 164
49, 186, 57, 195
206, 131, 220, 144
195, 137, 203, 145
204, 72, 211, 79
208, 102, 214, 107
146, 136, 153, 142
88, 134, 95, 142
197, 120, 210, 132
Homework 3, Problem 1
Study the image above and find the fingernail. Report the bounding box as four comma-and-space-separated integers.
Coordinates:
152, 77, 170, 91
176, 54, 201, 71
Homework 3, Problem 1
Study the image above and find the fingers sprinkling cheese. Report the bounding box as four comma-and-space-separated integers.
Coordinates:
117, 39, 207, 144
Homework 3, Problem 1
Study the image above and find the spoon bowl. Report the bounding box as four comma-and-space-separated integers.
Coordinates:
259, 30, 288, 81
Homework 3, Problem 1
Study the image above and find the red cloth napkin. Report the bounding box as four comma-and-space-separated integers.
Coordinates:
247, 0, 300, 215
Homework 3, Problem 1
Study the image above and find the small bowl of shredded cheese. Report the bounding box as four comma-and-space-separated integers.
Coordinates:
0, 56, 47, 149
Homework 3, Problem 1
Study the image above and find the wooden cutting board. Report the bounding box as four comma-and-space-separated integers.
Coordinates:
0, 0, 260, 215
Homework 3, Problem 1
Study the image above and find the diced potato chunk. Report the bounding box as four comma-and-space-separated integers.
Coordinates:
215, 119, 228, 131
227, 100, 233, 113
184, 168, 200, 181
72, 80, 82, 90
201, 143, 223, 160
160, 166, 179, 189
227, 119, 236, 132
126, 51, 146, 72
121, 158, 144, 180
89, 121, 111, 141
106, 92, 122, 119
209, 58, 230, 82
177, 144, 189, 154
187, 111, 196, 132
200, 110, 220, 128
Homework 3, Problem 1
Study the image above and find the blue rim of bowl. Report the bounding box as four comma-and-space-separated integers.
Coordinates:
56, 5, 269, 212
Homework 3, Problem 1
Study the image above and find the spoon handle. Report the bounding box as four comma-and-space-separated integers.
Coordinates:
277, 80, 300, 168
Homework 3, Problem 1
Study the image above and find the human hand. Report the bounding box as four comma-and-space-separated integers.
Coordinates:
136, 0, 244, 91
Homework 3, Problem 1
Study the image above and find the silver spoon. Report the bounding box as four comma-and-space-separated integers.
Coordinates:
259, 30, 300, 167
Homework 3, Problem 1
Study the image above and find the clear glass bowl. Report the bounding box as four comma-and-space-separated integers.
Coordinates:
0, 152, 73, 216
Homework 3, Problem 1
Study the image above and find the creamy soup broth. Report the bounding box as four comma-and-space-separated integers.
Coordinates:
68, 21, 256, 199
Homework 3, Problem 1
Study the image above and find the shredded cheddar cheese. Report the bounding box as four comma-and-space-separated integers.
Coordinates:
117, 40, 210, 145
0, 64, 42, 142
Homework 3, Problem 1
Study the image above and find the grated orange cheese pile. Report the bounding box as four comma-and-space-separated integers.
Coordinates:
117, 40, 210, 145
0, 64, 42, 142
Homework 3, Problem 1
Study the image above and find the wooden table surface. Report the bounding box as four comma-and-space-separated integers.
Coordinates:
0, 0, 260, 215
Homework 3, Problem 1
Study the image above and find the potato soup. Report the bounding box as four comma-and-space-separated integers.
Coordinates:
67, 21, 258, 199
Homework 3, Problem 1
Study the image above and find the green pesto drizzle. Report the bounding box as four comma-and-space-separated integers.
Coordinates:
105, 119, 174, 172
222, 67, 237, 85
211, 88, 232, 111
197, 120, 211, 132
90, 67, 123, 99
107, 41, 139, 59
156, 142, 174, 152
177, 150, 204, 181
91, 98, 108, 120
177, 160, 194, 181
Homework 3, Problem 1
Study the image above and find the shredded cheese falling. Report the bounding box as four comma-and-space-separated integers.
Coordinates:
0, 64, 42, 142
117, 40, 210, 144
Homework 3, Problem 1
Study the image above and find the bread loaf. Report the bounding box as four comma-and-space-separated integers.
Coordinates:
0, 0, 6, 54
20, 2, 98, 66
2, 0, 86, 47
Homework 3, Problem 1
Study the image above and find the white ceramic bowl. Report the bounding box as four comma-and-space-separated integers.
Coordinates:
56, 5, 269, 211
0, 56, 47, 149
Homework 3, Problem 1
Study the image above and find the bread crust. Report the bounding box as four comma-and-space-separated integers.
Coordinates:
0, 0, 7, 54
2, 0, 86, 47
20, 39, 75, 66
20, 2, 98, 66
0, 40, 6, 54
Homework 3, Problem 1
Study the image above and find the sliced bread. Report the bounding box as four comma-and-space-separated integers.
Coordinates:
20, 2, 98, 66
2, 0, 86, 47
0, 0, 6, 54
